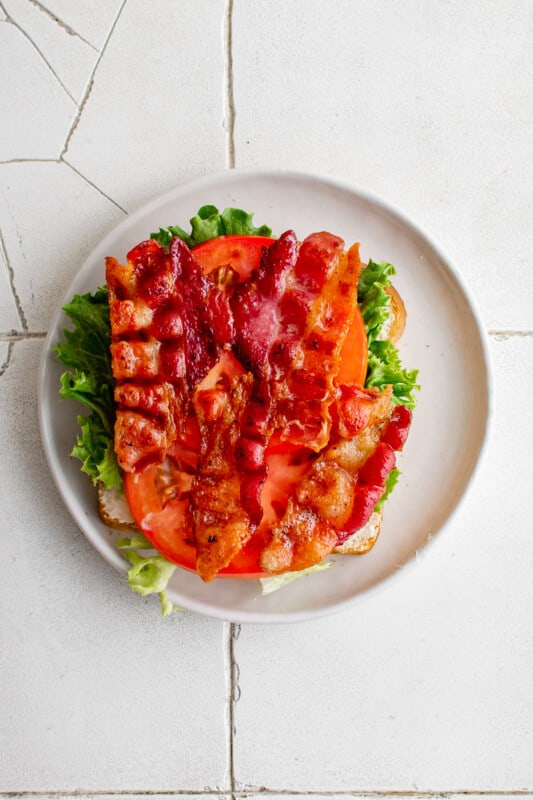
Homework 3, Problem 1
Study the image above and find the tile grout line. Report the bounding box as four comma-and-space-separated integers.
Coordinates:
223, 0, 236, 169
233, 792, 533, 797
0, 158, 127, 212
225, 621, 241, 798
0, 790, 532, 797
60, 0, 128, 159
0, 1, 77, 104
489, 330, 533, 338
0, 332, 47, 340
26, 0, 99, 52
223, 622, 233, 794
0, 226, 28, 332
0, 158, 59, 165
0, 340, 14, 377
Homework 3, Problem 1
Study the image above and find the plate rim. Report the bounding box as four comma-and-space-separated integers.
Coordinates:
38, 167, 492, 623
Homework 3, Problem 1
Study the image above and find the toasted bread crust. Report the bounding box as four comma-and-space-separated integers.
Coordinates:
332, 511, 383, 554
383, 285, 406, 344
97, 483, 138, 531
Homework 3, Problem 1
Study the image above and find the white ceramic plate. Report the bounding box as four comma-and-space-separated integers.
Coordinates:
39, 169, 490, 623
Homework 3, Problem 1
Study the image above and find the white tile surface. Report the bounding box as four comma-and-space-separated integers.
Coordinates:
0, 339, 228, 791
1, 0, 532, 793
0, 161, 124, 331
232, 0, 533, 332
233, 337, 533, 791
0, 19, 75, 159
2, 0, 99, 103
65, 0, 227, 212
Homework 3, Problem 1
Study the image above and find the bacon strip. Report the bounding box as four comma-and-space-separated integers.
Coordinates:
106, 238, 234, 473
109, 230, 411, 581
190, 374, 254, 582
229, 232, 362, 525
274, 239, 363, 450
233, 232, 362, 452
231, 232, 298, 523
168, 237, 233, 387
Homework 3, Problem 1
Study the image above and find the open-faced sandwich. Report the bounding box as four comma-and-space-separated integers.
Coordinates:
55, 206, 418, 613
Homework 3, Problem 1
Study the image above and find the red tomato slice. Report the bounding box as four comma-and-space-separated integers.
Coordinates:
336, 302, 368, 387
193, 234, 275, 280
124, 439, 313, 578
124, 233, 369, 578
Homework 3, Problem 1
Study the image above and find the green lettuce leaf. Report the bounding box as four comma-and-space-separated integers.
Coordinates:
365, 340, 419, 409
358, 260, 396, 345
259, 561, 332, 595
151, 205, 272, 249
358, 259, 419, 512
55, 289, 121, 489
359, 259, 420, 408
116, 536, 182, 616
70, 412, 122, 488
374, 467, 401, 513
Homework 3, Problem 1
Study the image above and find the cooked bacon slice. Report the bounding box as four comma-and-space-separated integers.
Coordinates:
190, 374, 253, 582
168, 237, 233, 387
109, 228, 411, 581
233, 231, 363, 452
106, 238, 235, 473
231, 231, 298, 377
228, 231, 363, 528
259, 386, 395, 574
274, 238, 363, 451
230, 232, 299, 523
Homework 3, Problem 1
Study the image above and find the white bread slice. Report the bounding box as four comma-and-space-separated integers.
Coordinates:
97, 482, 137, 531
332, 510, 383, 554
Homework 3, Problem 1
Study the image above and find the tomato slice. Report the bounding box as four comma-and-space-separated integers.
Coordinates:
336, 302, 368, 387
124, 233, 369, 578
124, 440, 198, 572
193, 234, 275, 280
124, 438, 314, 578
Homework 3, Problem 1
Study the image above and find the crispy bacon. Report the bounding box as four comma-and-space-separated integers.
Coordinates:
233, 231, 362, 452
109, 229, 412, 581
231, 231, 298, 376
169, 237, 233, 387
259, 386, 395, 574
107, 238, 235, 473
190, 374, 254, 582
274, 239, 363, 450
231, 232, 298, 523
228, 232, 363, 527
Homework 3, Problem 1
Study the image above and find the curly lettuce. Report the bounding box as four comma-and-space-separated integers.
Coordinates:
359, 259, 419, 408
55, 288, 122, 489
151, 205, 272, 249
116, 536, 181, 616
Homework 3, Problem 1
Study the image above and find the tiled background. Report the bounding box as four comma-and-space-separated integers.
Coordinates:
1, 0, 532, 794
